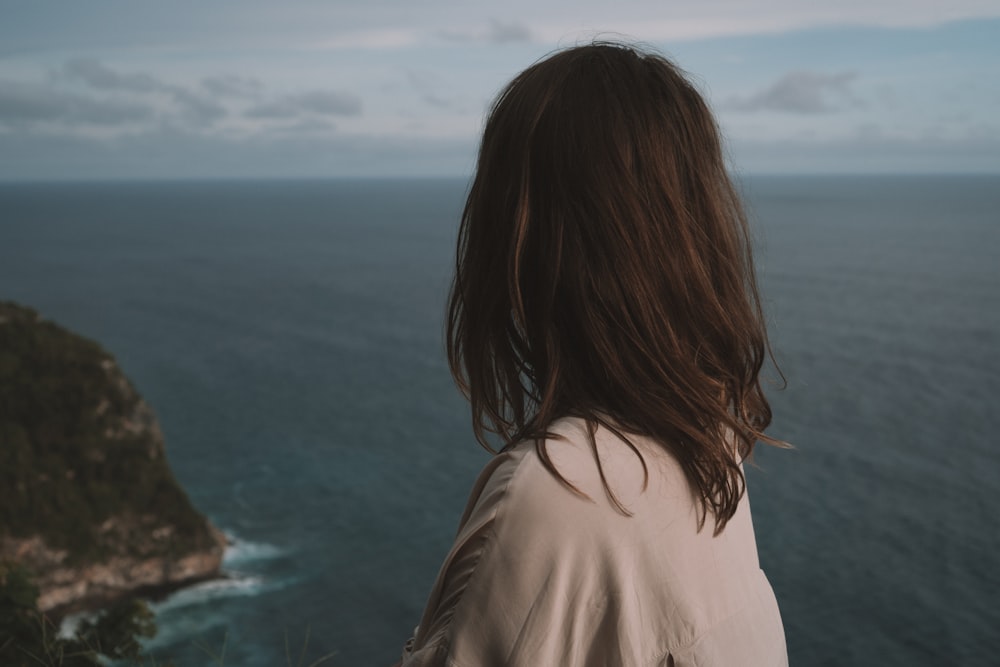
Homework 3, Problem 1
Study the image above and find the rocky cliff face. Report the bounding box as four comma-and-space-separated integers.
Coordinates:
0, 301, 226, 615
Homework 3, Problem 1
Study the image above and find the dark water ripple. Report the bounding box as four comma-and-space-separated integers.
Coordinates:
1, 175, 997, 666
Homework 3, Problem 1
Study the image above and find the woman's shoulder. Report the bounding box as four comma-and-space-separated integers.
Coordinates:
508, 417, 693, 508
457, 417, 698, 551
472, 416, 773, 619
407, 418, 785, 666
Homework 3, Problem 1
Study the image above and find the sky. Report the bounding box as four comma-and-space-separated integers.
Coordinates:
1, 1, 998, 180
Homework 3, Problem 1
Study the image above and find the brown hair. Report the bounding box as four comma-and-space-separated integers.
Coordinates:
446, 42, 783, 534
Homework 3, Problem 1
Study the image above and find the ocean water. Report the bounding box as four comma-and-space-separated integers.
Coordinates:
0, 175, 997, 666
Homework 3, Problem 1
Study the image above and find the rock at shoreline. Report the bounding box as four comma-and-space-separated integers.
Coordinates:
0, 300, 226, 616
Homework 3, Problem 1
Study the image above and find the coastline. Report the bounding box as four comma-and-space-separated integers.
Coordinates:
3, 524, 229, 621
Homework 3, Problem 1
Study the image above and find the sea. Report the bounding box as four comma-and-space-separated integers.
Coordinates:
0, 175, 997, 667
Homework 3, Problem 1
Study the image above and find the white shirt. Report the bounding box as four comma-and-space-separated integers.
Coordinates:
402, 417, 787, 666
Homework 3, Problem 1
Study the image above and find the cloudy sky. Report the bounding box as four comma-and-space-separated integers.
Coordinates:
1, 1, 998, 180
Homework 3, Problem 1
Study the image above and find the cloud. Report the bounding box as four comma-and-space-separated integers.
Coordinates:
171, 88, 227, 124
309, 28, 419, 50
727, 71, 859, 114
2, 59, 232, 132
731, 134, 1000, 173
4, 2, 1000, 58
61, 58, 230, 126
201, 74, 262, 98
487, 19, 533, 44
439, 18, 534, 44
404, 70, 451, 109
7, 59, 368, 137
3, 118, 995, 181
0, 126, 477, 180
0, 82, 152, 126
62, 58, 164, 93
246, 90, 362, 119
266, 118, 339, 136
62, 59, 226, 126
62, 61, 253, 122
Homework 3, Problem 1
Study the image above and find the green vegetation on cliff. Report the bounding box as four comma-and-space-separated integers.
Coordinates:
0, 560, 164, 667
0, 300, 223, 609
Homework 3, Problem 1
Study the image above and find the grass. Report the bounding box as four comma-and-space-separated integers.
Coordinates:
1, 562, 347, 667
185, 628, 340, 667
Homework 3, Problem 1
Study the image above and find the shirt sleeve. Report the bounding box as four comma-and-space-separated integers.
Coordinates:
400, 448, 519, 666
400, 440, 652, 667
399, 420, 788, 667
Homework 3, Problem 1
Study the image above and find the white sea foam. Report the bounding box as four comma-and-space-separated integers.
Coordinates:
151, 573, 265, 612
221, 532, 286, 566
57, 532, 285, 640
58, 610, 94, 639
147, 532, 287, 614
143, 568, 305, 655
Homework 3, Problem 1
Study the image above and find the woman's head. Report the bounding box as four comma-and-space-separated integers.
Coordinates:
447, 42, 780, 532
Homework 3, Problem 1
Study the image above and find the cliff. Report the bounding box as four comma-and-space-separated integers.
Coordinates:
0, 300, 226, 616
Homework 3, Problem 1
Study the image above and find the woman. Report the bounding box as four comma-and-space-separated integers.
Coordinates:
398, 42, 788, 666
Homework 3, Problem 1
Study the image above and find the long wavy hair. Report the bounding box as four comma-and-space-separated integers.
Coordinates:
446, 42, 783, 534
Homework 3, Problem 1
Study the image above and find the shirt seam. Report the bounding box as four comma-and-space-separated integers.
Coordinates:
655, 593, 759, 664
438, 447, 531, 663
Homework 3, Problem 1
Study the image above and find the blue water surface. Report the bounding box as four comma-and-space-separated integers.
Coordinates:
1, 175, 997, 666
